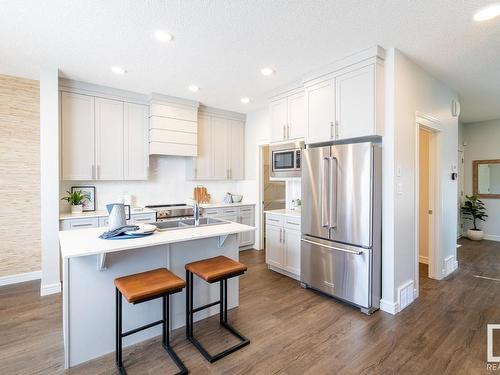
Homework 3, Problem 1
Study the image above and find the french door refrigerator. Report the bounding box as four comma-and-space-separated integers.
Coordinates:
301, 138, 382, 314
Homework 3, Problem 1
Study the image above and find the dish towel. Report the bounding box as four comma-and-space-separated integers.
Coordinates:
99, 225, 139, 239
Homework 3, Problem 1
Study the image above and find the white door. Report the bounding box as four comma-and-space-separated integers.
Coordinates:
194, 115, 212, 179
284, 228, 301, 275
265, 224, 284, 268
269, 98, 287, 142
306, 79, 335, 143
229, 119, 245, 180
239, 212, 255, 246
95, 98, 124, 180
287, 92, 306, 140
61, 92, 95, 180
211, 116, 229, 180
124, 102, 149, 180
335, 65, 375, 140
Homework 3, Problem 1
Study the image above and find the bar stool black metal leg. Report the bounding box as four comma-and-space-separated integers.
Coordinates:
116, 289, 126, 374
189, 272, 194, 337
185, 270, 190, 337
219, 280, 224, 323
224, 279, 228, 323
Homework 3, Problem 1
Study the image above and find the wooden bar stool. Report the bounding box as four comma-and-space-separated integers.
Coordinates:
185, 256, 250, 363
114, 268, 188, 375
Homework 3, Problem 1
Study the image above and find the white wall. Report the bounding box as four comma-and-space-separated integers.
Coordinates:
383, 49, 459, 312
463, 119, 500, 241
40, 67, 61, 296
60, 156, 240, 211
237, 109, 270, 250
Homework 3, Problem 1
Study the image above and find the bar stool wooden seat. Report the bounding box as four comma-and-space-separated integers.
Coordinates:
114, 268, 188, 375
185, 256, 249, 363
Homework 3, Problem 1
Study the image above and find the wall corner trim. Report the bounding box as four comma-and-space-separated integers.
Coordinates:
41, 282, 62, 296
380, 299, 399, 315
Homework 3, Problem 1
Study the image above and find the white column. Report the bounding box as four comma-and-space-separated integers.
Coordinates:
40, 67, 61, 296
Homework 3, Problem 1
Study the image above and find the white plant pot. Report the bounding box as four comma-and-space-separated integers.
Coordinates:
71, 204, 83, 214
467, 229, 484, 241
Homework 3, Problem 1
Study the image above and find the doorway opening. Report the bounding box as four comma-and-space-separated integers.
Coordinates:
418, 128, 435, 280
259, 144, 285, 249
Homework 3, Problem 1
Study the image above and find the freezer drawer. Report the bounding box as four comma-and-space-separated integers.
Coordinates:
300, 236, 371, 308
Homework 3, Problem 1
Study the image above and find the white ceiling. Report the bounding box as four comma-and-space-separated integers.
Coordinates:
0, 0, 498, 122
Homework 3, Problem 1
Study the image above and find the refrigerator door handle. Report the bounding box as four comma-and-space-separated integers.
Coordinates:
321, 156, 330, 228
301, 239, 363, 255
329, 156, 338, 229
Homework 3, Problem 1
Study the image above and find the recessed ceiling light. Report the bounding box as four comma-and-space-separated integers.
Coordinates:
154, 30, 173, 42
260, 67, 275, 76
188, 85, 199, 92
111, 66, 126, 75
241, 97, 250, 104
473, 3, 500, 21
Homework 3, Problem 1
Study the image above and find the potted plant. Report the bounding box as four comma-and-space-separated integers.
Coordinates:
61, 190, 90, 214
461, 195, 488, 241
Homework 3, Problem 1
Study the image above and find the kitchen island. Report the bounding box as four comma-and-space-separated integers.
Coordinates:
59, 221, 255, 368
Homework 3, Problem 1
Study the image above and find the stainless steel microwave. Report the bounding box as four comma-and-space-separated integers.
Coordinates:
270, 141, 304, 178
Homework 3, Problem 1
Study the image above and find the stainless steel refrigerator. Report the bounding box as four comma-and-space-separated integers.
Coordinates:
301, 137, 382, 314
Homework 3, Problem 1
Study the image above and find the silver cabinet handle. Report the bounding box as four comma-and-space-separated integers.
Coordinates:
97, 165, 100, 180
329, 157, 337, 229
268, 218, 279, 222
335, 120, 339, 139
283, 124, 286, 140
92, 165, 96, 179
286, 221, 300, 226
287, 124, 290, 139
73, 223, 93, 228
301, 239, 363, 255
279, 228, 282, 243
321, 156, 330, 228
134, 217, 151, 222
283, 229, 286, 244
330, 122, 334, 139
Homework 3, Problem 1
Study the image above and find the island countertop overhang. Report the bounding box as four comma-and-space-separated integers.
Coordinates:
59, 222, 256, 259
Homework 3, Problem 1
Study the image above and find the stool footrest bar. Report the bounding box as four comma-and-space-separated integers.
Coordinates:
192, 300, 221, 313
121, 319, 164, 338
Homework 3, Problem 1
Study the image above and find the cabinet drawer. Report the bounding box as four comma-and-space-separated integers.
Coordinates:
284, 216, 301, 230
239, 206, 254, 214
63, 217, 99, 230
202, 209, 219, 217
266, 214, 283, 226
130, 213, 156, 224
221, 208, 238, 215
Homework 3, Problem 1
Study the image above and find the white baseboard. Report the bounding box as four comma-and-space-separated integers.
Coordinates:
484, 234, 500, 242
0, 270, 41, 287
41, 282, 62, 296
419, 256, 429, 264
380, 299, 399, 315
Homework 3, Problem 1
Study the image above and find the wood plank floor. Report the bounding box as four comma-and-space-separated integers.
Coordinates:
1, 238, 500, 374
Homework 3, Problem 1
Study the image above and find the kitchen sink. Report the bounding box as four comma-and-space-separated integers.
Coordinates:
152, 217, 227, 231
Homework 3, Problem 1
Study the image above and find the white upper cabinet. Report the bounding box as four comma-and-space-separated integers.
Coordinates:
61, 92, 95, 180
95, 97, 124, 180
269, 88, 306, 143
287, 91, 306, 140
305, 79, 335, 144
335, 64, 375, 140
187, 109, 245, 181
124, 103, 149, 180
60, 88, 149, 181
228, 119, 245, 180
269, 98, 287, 142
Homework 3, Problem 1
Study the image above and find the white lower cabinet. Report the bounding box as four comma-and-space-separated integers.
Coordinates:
265, 213, 301, 279
60, 212, 156, 231
201, 205, 255, 248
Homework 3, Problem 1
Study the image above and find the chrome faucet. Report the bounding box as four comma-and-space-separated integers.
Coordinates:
192, 201, 200, 226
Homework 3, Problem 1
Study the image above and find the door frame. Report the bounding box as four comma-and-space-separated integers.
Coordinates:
257, 142, 270, 250
415, 114, 443, 292
457, 147, 464, 239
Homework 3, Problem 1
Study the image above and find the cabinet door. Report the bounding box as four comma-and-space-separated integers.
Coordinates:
284, 228, 301, 275
265, 224, 284, 268
61, 92, 95, 180
95, 98, 124, 180
228, 119, 245, 180
305, 79, 335, 144
193, 115, 213, 180
124, 103, 149, 180
211, 116, 229, 179
269, 98, 287, 142
239, 212, 255, 247
336, 65, 375, 140
287, 92, 305, 140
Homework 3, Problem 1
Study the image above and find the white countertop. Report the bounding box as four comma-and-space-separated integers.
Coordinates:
59, 221, 255, 259
59, 207, 155, 220
200, 202, 256, 209
264, 209, 301, 218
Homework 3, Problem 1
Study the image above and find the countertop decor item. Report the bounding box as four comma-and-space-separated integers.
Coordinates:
62, 190, 91, 214
71, 186, 96, 212
194, 186, 211, 203
231, 194, 243, 203
461, 195, 488, 241
106, 203, 128, 231
223, 192, 233, 203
